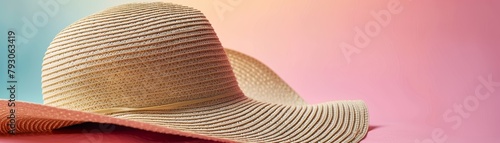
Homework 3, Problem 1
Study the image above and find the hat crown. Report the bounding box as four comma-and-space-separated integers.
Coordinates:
41, 2, 241, 111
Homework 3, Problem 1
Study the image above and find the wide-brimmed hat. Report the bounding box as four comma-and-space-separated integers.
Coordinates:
0, 2, 368, 142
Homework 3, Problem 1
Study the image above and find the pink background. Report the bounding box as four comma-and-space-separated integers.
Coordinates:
203, 0, 500, 142
2, 0, 499, 142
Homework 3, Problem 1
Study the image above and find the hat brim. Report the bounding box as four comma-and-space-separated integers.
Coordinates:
1, 97, 367, 142
0, 49, 368, 142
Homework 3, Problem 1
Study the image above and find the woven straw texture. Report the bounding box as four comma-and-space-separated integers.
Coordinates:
224, 49, 307, 106
0, 2, 368, 143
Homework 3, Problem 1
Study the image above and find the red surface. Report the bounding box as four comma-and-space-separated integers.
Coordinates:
0, 123, 220, 143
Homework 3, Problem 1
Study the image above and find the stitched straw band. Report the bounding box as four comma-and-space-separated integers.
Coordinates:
92, 91, 241, 114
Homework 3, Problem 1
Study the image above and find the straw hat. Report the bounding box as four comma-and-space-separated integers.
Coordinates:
0, 2, 368, 143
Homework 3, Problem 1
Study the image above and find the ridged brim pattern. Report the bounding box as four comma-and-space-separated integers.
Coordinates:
0, 2, 369, 143
0, 98, 368, 142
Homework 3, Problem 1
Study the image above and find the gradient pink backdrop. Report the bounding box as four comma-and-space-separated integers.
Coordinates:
197, 0, 500, 142
2, 0, 499, 142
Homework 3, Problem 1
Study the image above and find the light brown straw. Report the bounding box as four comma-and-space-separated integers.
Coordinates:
92, 91, 241, 114
0, 2, 369, 143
